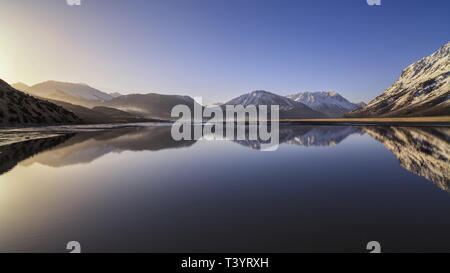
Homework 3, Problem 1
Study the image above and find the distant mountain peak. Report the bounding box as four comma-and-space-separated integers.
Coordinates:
109, 92, 123, 98
24, 80, 114, 107
286, 91, 363, 117
224, 90, 325, 119
11, 82, 30, 92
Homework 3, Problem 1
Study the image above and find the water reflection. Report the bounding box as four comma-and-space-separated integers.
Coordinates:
0, 134, 74, 174
0, 124, 449, 252
233, 125, 363, 150
20, 126, 196, 167
362, 126, 450, 192
0, 125, 448, 193
1, 125, 363, 170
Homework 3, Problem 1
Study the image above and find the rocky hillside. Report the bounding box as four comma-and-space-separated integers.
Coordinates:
286, 91, 365, 117
0, 79, 81, 126
224, 90, 326, 119
347, 42, 450, 117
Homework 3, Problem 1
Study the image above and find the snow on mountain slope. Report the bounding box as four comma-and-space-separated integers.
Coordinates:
286, 91, 364, 117
224, 90, 326, 119
228, 90, 300, 107
26, 81, 113, 103
348, 42, 450, 117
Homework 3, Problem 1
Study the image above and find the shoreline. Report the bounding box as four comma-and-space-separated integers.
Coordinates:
0, 116, 449, 131
279, 116, 450, 126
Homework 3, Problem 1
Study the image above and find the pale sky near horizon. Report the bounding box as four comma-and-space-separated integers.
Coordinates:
1, 0, 449, 104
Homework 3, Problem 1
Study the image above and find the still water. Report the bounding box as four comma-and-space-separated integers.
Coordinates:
0, 124, 449, 252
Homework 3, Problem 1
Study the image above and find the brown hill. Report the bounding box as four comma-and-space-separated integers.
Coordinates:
0, 79, 81, 126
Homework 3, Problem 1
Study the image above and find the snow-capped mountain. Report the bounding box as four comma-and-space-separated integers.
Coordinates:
286, 91, 365, 117
348, 42, 450, 117
25, 81, 114, 107
224, 90, 326, 119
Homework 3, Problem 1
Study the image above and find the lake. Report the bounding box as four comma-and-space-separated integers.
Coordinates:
0, 124, 449, 252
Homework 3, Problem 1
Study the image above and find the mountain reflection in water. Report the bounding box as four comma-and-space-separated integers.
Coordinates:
362, 126, 450, 192
233, 125, 363, 150
0, 124, 448, 193
1, 124, 450, 252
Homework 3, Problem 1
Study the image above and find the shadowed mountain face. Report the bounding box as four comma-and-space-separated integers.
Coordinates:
363, 126, 450, 192
101, 93, 202, 121
0, 79, 81, 125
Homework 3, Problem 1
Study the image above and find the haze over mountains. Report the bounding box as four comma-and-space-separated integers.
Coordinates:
101, 93, 201, 121
0, 79, 80, 125
20, 80, 113, 108
348, 42, 450, 117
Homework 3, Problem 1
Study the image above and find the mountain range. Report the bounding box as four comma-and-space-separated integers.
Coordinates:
6, 82, 366, 123
223, 90, 326, 119
2, 42, 448, 126
16, 80, 113, 107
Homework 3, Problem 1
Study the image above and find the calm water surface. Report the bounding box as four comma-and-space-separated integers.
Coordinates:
0, 124, 449, 252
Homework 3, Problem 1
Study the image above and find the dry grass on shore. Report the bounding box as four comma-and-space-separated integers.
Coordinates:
281, 116, 450, 123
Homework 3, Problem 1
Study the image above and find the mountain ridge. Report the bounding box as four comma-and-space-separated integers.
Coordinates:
0, 79, 81, 126
347, 42, 450, 117
24, 80, 114, 107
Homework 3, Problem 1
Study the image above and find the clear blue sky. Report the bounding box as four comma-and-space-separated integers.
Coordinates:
1, 0, 449, 104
